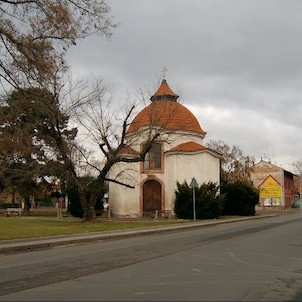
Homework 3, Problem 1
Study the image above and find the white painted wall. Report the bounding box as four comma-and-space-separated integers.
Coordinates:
164, 151, 220, 211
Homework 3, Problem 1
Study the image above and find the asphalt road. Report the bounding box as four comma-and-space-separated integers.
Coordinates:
1, 211, 302, 301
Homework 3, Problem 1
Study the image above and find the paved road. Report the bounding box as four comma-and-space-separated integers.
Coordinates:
1, 210, 302, 301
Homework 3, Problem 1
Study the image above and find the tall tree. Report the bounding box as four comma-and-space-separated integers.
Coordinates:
0, 0, 117, 90
0, 88, 73, 213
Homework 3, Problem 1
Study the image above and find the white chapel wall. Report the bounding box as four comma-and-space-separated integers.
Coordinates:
164, 151, 220, 212
108, 161, 141, 217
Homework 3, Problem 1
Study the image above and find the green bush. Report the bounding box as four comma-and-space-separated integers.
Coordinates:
174, 181, 225, 219
174, 181, 193, 219
221, 180, 259, 216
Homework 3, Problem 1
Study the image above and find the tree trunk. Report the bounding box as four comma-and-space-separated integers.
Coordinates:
84, 206, 96, 221
23, 197, 31, 216
79, 191, 96, 221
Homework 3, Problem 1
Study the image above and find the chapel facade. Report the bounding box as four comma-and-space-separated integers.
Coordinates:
108, 77, 221, 218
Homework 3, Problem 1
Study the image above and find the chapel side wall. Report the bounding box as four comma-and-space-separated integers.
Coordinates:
108, 162, 141, 218
165, 152, 220, 213
199, 153, 221, 185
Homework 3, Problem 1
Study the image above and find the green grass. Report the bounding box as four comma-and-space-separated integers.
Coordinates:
0, 216, 188, 241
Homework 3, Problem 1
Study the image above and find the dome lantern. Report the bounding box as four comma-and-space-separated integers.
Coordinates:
150, 79, 179, 102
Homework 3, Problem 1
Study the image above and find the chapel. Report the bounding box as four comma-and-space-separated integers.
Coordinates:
108, 77, 221, 218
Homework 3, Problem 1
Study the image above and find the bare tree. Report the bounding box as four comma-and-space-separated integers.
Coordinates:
53, 76, 187, 220
293, 160, 302, 174
206, 139, 255, 184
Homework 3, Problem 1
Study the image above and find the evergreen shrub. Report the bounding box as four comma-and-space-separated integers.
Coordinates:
221, 180, 259, 216
174, 181, 225, 219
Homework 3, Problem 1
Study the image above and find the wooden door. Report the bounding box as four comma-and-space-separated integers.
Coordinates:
143, 180, 161, 216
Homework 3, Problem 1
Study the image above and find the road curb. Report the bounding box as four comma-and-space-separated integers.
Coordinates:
0, 213, 279, 254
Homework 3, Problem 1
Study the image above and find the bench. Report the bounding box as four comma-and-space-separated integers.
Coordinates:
5, 208, 23, 217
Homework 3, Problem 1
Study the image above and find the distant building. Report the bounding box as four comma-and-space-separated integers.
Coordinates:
0, 188, 23, 206
108, 78, 221, 218
250, 159, 298, 208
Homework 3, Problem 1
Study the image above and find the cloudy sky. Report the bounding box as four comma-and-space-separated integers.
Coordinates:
67, 0, 302, 174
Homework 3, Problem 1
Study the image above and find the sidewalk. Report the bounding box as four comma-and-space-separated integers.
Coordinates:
0, 209, 294, 254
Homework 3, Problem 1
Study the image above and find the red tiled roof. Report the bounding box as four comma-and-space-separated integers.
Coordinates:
127, 100, 206, 135
166, 141, 207, 153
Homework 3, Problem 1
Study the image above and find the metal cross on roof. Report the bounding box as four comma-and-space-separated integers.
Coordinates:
161, 66, 168, 79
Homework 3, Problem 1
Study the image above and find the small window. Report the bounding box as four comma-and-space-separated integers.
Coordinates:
143, 142, 162, 170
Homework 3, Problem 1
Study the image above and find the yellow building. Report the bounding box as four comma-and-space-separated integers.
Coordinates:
250, 160, 297, 209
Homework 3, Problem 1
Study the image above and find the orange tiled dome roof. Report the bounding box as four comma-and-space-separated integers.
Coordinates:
127, 79, 206, 135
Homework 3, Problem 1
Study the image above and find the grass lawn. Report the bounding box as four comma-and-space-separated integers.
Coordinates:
0, 216, 189, 241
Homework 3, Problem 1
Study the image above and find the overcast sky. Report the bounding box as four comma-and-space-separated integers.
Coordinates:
67, 0, 302, 174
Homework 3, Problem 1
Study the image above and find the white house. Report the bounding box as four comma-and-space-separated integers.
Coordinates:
108, 78, 221, 218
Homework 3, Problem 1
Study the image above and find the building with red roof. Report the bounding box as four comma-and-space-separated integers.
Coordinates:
108, 77, 221, 218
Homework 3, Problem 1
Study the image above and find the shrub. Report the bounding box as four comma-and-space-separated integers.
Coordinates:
174, 181, 193, 219
196, 182, 225, 219
221, 180, 259, 216
174, 181, 225, 219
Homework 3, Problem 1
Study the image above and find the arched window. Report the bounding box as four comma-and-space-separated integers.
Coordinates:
143, 142, 162, 170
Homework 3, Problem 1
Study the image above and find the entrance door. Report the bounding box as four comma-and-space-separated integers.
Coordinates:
143, 180, 161, 217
